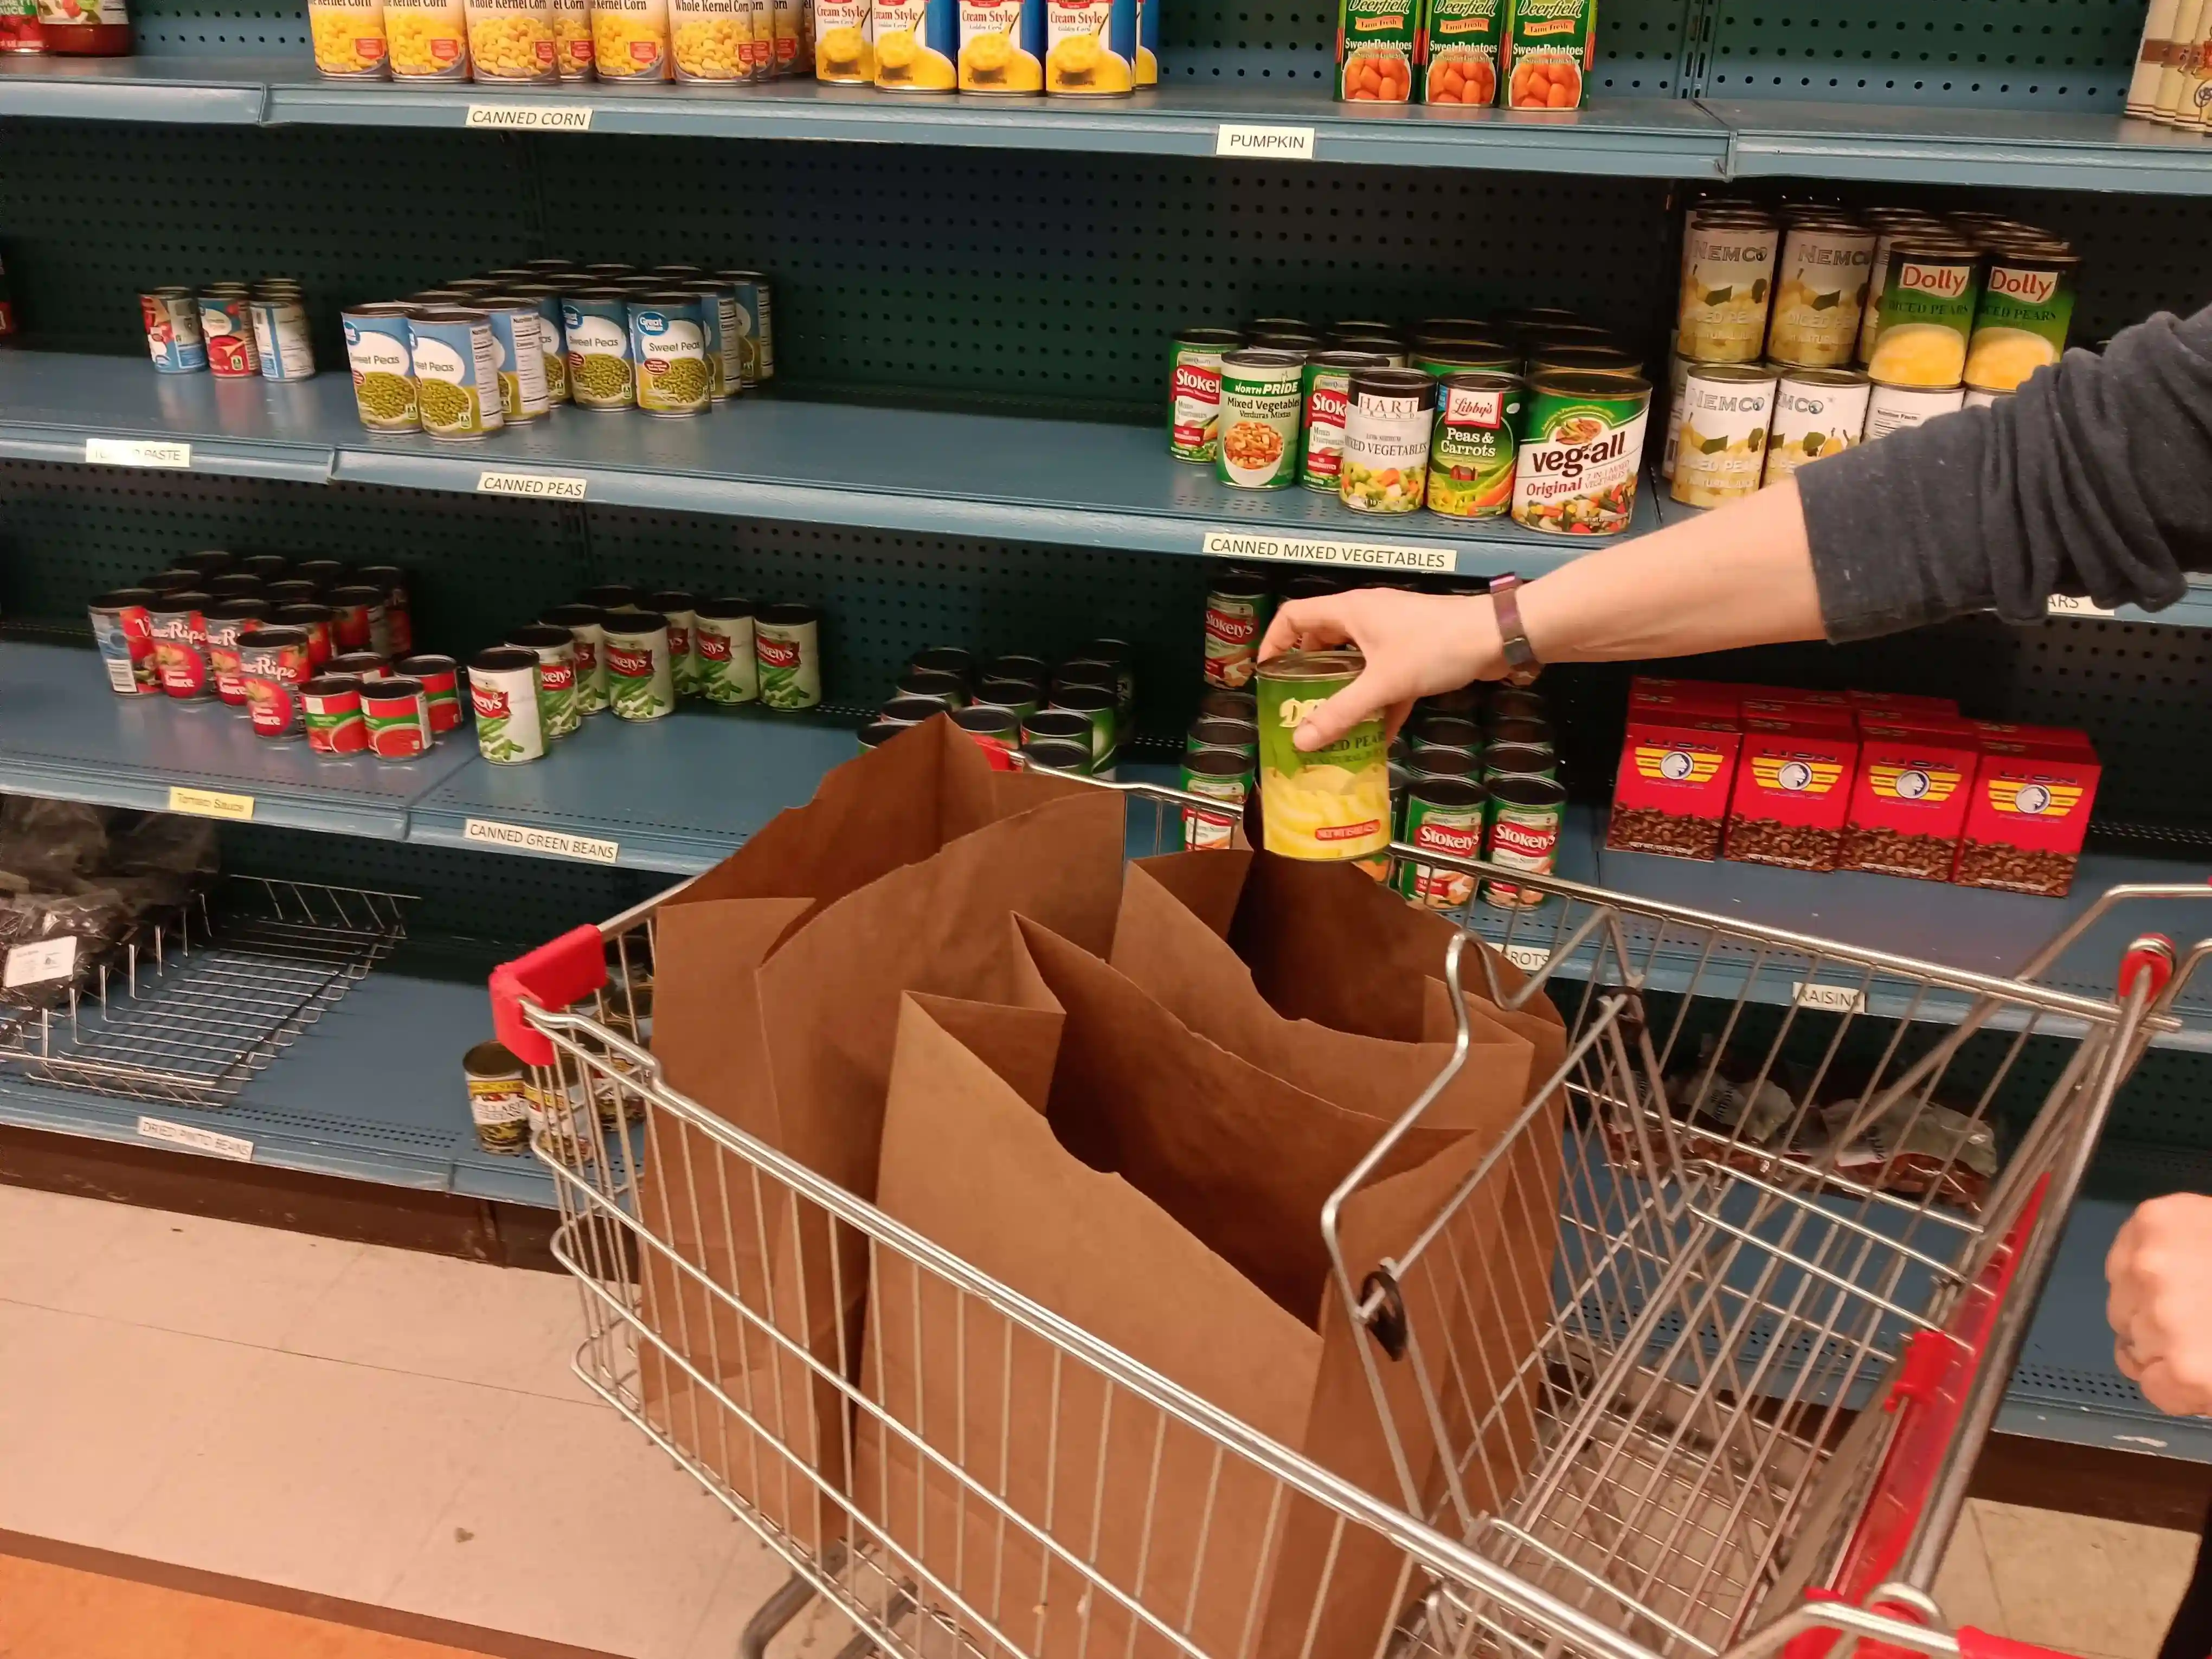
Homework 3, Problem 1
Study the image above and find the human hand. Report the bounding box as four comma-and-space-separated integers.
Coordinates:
2106, 1192, 2212, 1416
1256, 589, 1504, 751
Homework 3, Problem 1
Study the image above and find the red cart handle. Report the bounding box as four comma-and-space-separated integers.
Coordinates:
2119, 933, 2176, 1002
489, 924, 608, 1066
1958, 1628, 2084, 1659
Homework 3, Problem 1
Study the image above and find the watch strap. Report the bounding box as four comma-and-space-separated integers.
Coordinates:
1489, 573, 1542, 687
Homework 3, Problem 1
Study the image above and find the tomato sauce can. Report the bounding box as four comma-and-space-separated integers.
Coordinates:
146, 592, 214, 700
353, 565, 411, 655
470, 646, 549, 763
1426, 369, 1524, 519
142, 289, 209, 374
89, 589, 160, 697
362, 675, 432, 760
198, 292, 260, 378
302, 675, 371, 755
1339, 367, 1436, 513
241, 627, 314, 738
272, 602, 337, 669
398, 654, 464, 734
509, 625, 582, 738
325, 584, 388, 655
331, 651, 392, 680
1512, 370, 1650, 535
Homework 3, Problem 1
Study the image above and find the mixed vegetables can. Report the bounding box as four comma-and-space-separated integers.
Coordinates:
1511, 370, 1649, 534
1425, 369, 1522, 519
1169, 327, 1240, 462
1339, 367, 1435, 513
1214, 349, 1304, 490
1297, 348, 1386, 490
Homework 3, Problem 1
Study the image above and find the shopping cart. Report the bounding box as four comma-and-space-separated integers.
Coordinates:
488, 774, 2208, 1659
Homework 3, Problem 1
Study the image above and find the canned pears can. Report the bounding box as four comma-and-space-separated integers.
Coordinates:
1256, 648, 1391, 861
1763, 368, 1870, 487
1669, 363, 1777, 510
1867, 243, 1982, 390
1765, 221, 1875, 369
471, 646, 549, 762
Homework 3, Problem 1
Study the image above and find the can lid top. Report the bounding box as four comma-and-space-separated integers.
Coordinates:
409, 305, 491, 323
510, 624, 577, 649
397, 654, 458, 672
472, 645, 543, 671
1409, 775, 1487, 807
1489, 773, 1568, 807
1349, 366, 1437, 398
1190, 712, 1258, 737
365, 676, 426, 697
1257, 646, 1364, 682
603, 611, 671, 633
1683, 362, 1779, 385
92, 588, 159, 607
246, 626, 310, 647
1184, 748, 1255, 780
303, 674, 364, 694
1022, 737, 1094, 767
952, 705, 1019, 731
327, 583, 383, 602
1531, 368, 1654, 398
694, 596, 757, 620
1308, 349, 1392, 371
1438, 369, 1526, 393
149, 590, 213, 608
757, 602, 821, 625
1223, 347, 1306, 369
273, 603, 335, 621
464, 1040, 524, 1075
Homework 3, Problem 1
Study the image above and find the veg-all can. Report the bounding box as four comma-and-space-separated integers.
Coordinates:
478, 298, 550, 421
464, 1041, 533, 1154
1867, 242, 1982, 390
302, 676, 370, 755
1298, 349, 1387, 490
815, 0, 871, 76
1179, 748, 1252, 850
1763, 366, 1869, 487
89, 589, 159, 697
508, 625, 581, 739
361, 676, 431, 760
1965, 249, 2077, 394
1426, 370, 1523, 519
1422, 0, 1501, 104
604, 613, 677, 721
199, 293, 259, 378
1340, 367, 1436, 512
141, 290, 208, 373
1043, 0, 1134, 94
385, 0, 469, 74
716, 271, 774, 383
1203, 570, 1271, 689
1765, 221, 1875, 369
146, 593, 213, 700
1483, 773, 1565, 906
693, 596, 759, 704
563, 290, 636, 410
310, 0, 392, 75
1676, 213, 1779, 364
1256, 649, 1391, 860
542, 604, 608, 715
470, 646, 548, 762
1214, 349, 1304, 490
1669, 363, 1777, 509
397, 654, 462, 734
1334, 0, 1413, 101
240, 627, 314, 738
627, 293, 710, 416
1397, 775, 1486, 908
1502, 0, 1592, 109
755, 603, 822, 710
873, 0, 954, 86
342, 304, 420, 432
1512, 370, 1650, 536
1169, 328, 1240, 462
407, 307, 503, 439
957, 0, 1041, 88
1863, 379, 1964, 441
593, 0, 672, 76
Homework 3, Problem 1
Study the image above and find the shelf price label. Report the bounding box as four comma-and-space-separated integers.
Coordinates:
138, 1115, 255, 1162
2046, 594, 2117, 619
464, 818, 620, 863
1499, 942, 1551, 975
478, 470, 589, 500
85, 438, 191, 470
167, 786, 256, 821
466, 103, 594, 130
3, 937, 77, 990
1200, 529, 1455, 573
1214, 123, 1317, 160
1791, 980, 1868, 1015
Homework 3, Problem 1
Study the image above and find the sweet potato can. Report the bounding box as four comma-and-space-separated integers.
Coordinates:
1422, 0, 1501, 105
1334, 0, 1415, 101
1502, 0, 1591, 110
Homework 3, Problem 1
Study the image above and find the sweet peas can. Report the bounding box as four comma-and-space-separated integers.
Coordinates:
342, 303, 420, 432
407, 306, 504, 439
628, 293, 710, 415
563, 289, 636, 410
141, 290, 208, 373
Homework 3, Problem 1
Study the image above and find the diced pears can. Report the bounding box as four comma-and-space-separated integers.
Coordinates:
1965, 250, 2076, 393
1761, 368, 1870, 488
1676, 214, 1779, 363
470, 646, 549, 762
1866, 243, 1982, 389
1669, 364, 1777, 510
1255, 648, 1391, 861
1764, 222, 1874, 369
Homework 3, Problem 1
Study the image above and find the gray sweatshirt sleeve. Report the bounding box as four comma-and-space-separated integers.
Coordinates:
1795, 303, 2212, 641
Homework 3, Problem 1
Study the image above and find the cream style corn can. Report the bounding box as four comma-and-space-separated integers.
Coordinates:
1256, 649, 1391, 861
385, 0, 470, 78
309, 0, 391, 76
592, 0, 672, 78
814, 0, 872, 78
958, 0, 1041, 90
467, 0, 558, 79
672, 0, 753, 78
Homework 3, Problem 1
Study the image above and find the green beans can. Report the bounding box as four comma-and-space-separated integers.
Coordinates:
628, 293, 711, 415
507, 624, 580, 739
1426, 370, 1524, 520
1396, 775, 1487, 909
1178, 747, 1252, 851
542, 603, 609, 715
1298, 349, 1388, 491
646, 589, 700, 696
1169, 326, 1242, 462
342, 303, 420, 432
603, 612, 678, 721
468, 646, 548, 764
1203, 569, 1272, 689
754, 602, 822, 710
1044, 684, 1116, 767
714, 269, 774, 385
406, 306, 504, 440
562, 288, 636, 410
693, 596, 759, 704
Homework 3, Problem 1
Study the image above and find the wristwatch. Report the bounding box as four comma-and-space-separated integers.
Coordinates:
1488, 573, 1543, 687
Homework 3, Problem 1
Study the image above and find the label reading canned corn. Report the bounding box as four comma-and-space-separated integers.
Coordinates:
1763, 371, 1870, 487
959, 0, 1040, 86
309, 0, 390, 75
1669, 368, 1776, 510
1422, 0, 1500, 105
876, 0, 955, 85
1765, 224, 1874, 369
1676, 220, 1778, 363
1965, 257, 2075, 393
1868, 254, 1980, 389
467, 0, 558, 79
1512, 375, 1649, 535
815, 0, 872, 75
1044, 0, 1134, 93
1426, 380, 1521, 518
672, 0, 753, 78
384, 0, 468, 76
593, 0, 671, 77
1256, 658, 1391, 860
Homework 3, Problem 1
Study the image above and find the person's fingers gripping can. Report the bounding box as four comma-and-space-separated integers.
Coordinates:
1255, 647, 1392, 861
1396, 775, 1487, 909
1179, 747, 1253, 850
604, 612, 678, 721
361, 674, 433, 760
754, 602, 822, 710
89, 589, 160, 697
508, 624, 582, 739
470, 646, 549, 762
302, 674, 371, 756
542, 603, 610, 713
1483, 773, 1567, 907
397, 654, 464, 734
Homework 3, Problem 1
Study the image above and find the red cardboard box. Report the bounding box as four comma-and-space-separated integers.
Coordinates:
1629, 680, 1739, 720
1848, 689, 1959, 715
1840, 716, 1980, 881
1954, 734, 2101, 897
1970, 720, 2098, 755
1725, 716, 1860, 871
1607, 713, 1742, 861
1740, 696, 1857, 732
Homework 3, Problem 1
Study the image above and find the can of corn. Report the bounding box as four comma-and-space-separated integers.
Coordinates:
562, 288, 635, 410
554, 0, 595, 72
479, 297, 551, 421
309, 0, 391, 75
815, 0, 871, 78
672, 0, 752, 78
628, 292, 711, 415
873, 0, 955, 86
591, 0, 672, 78
1044, 0, 1134, 93
769, 0, 805, 73
407, 307, 504, 440
467, 0, 558, 78
385, 0, 471, 76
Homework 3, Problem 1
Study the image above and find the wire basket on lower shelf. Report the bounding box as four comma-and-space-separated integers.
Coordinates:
0, 876, 411, 1108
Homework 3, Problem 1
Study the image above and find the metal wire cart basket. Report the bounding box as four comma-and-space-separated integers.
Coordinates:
490, 775, 2205, 1659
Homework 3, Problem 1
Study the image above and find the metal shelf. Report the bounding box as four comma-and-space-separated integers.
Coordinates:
0, 350, 1648, 571
0, 52, 267, 123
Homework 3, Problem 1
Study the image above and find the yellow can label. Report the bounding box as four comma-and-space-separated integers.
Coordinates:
308, 0, 389, 78
1256, 660, 1391, 861
467, 0, 557, 80
1676, 219, 1778, 363
384, 0, 468, 78
815, 0, 873, 77
672, 0, 753, 78
592, 0, 671, 79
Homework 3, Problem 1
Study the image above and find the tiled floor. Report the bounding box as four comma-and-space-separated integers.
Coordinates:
0, 1181, 2202, 1658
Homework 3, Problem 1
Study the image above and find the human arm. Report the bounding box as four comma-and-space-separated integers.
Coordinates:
2106, 1192, 2212, 1416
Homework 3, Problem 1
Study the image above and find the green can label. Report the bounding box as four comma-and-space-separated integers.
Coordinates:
1422, 0, 1501, 105
1426, 377, 1522, 519
1510, 372, 1650, 536
695, 614, 758, 704
1215, 355, 1303, 490
1178, 760, 1251, 850
1965, 257, 2075, 393
605, 632, 676, 720
1868, 252, 1980, 390
1502, 0, 1591, 108
1396, 788, 1484, 908
1255, 652, 1391, 860
755, 613, 821, 710
1297, 362, 1355, 490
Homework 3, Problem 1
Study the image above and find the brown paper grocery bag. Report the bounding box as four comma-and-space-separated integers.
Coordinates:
857, 916, 1521, 1659
637, 718, 1118, 1547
